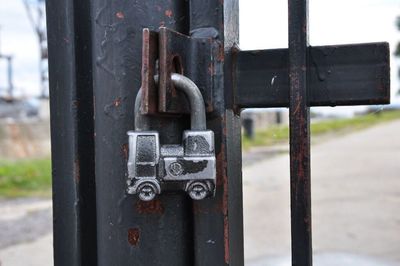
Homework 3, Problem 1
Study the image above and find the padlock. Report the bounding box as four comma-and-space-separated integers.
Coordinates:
127, 73, 216, 201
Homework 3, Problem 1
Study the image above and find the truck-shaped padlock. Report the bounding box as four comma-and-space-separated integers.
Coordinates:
127, 73, 216, 201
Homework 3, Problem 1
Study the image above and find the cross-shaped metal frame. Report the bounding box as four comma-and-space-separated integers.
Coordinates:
232, 1, 389, 265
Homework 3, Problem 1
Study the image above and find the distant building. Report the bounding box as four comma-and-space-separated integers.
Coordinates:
0, 97, 40, 120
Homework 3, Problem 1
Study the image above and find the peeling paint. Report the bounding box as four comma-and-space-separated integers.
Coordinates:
136, 200, 164, 215
116, 11, 124, 19
165, 9, 173, 18
128, 228, 140, 246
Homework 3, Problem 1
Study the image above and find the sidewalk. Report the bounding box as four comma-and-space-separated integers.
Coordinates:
0, 199, 52, 266
0, 234, 53, 266
244, 120, 400, 265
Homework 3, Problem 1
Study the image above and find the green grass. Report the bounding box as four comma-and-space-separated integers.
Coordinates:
0, 158, 51, 198
242, 110, 400, 150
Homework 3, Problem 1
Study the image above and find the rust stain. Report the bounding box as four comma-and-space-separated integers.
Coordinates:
74, 159, 80, 183
303, 23, 307, 33
136, 200, 164, 215
116, 11, 125, 19
224, 215, 229, 264
208, 63, 215, 76
165, 9, 173, 18
293, 101, 301, 115
217, 44, 224, 62
216, 118, 227, 187
216, 150, 224, 187
193, 200, 223, 215
128, 228, 140, 246
214, 114, 230, 264
221, 142, 230, 264
212, 119, 230, 264
121, 143, 129, 160
114, 97, 122, 107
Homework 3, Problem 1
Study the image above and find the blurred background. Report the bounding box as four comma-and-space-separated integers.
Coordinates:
0, 0, 399, 265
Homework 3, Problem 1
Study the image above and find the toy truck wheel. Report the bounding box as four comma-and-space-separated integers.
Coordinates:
186, 181, 209, 200
136, 181, 160, 201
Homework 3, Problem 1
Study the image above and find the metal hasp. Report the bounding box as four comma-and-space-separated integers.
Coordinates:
127, 73, 216, 201
141, 27, 217, 115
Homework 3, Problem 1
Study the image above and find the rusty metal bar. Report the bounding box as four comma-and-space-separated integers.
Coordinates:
189, 1, 244, 265
288, 0, 313, 265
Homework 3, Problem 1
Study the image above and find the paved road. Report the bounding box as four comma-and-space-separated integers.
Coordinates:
244, 120, 400, 265
0, 120, 399, 265
0, 199, 53, 266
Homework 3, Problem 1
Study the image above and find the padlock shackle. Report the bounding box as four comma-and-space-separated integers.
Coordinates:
135, 73, 207, 131
170, 73, 206, 131
134, 89, 150, 131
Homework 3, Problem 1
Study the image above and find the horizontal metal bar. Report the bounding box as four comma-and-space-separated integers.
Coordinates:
234, 42, 390, 109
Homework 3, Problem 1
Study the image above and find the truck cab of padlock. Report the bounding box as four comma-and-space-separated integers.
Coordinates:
127, 73, 216, 201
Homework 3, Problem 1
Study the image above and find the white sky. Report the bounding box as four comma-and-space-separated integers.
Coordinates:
0, 0, 39, 97
240, 0, 400, 114
0, 0, 399, 111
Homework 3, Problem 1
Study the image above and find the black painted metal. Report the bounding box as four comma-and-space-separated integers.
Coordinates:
46, 0, 97, 265
92, 2, 194, 265
288, 0, 313, 265
234, 42, 390, 109
190, 1, 244, 265
48, 0, 243, 265
47, 0, 390, 265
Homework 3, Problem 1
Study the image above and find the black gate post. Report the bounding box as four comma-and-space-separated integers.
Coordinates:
47, 0, 243, 265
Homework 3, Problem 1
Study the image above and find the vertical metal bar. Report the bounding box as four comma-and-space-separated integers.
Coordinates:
46, 0, 97, 265
288, 0, 312, 265
47, 1, 80, 264
189, 0, 244, 265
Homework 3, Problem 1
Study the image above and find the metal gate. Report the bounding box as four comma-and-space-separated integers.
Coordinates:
46, 0, 390, 265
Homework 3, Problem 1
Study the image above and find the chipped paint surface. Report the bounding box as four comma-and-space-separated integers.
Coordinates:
128, 228, 140, 246
165, 9, 173, 18
116, 11, 124, 19
135, 200, 164, 215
